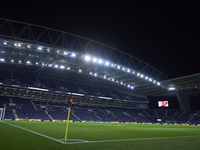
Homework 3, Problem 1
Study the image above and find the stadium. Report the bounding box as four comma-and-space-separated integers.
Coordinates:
0, 18, 200, 150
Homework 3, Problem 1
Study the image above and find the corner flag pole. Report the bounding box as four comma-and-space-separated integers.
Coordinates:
64, 107, 71, 144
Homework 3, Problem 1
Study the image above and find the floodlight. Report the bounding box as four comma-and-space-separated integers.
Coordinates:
117, 65, 120, 69
153, 80, 156, 83
19, 60, 22, 63
55, 64, 58, 68
132, 71, 135, 74
47, 49, 50, 52
71, 53, 76, 57
60, 65, 65, 69
49, 64, 52, 67
137, 73, 140, 76
79, 69, 82, 72
57, 50, 59, 53
149, 78, 152, 82
38, 47, 42, 50
93, 58, 97, 62
94, 73, 97, 77
11, 60, 14, 63
122, 67, 125, 71
127, 69, 130, 73
105, 61, 110, 66
140, 74, 144, 78
42, 63, 45, 66
0, 58, 5, 62
26, 61, 31, 64
64, 52, 68, 55
18, 44, 21, 47
112, 78, 114, 82
157, 82, 161, 86
145, 76, 148, 80
27, 45, 31, 48
36, 62, 39, 65
4, 42, 7, 45
67, 67, 71, 70
131, 86, 134, 89
14, 43, 17, 46
84, 55, 91, 61
127, 85, 130, 88
103, 76, 106, 79
90, 72, 93, 75
120, 81, 123, 85
168, 87, 175, 91
111, 64, 114, 67
98, 59, 102, 64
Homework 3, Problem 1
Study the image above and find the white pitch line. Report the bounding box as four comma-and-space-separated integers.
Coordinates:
64, 135, 200, 145
4, 122, 64, 144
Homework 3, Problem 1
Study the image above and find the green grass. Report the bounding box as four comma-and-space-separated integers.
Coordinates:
1, 121, 200, 150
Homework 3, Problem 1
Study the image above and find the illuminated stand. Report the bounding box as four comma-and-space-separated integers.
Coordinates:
0, 108, 6, 122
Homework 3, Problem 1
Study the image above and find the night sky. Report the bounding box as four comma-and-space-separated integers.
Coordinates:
0, 1, 200, 79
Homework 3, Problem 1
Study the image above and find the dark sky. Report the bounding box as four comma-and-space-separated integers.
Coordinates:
0, 1, 200, 79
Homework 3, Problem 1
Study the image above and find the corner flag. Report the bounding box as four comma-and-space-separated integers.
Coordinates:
67, 94, 72, 108
64, 93, 72, 144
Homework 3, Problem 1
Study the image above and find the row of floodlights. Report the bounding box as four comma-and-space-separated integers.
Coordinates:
3, 41, 77, 58
89, 72, 135, 89
2, 41, 161, 86
84, 55, 160, 86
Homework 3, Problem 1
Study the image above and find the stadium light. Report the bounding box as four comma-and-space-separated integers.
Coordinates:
137, 73, 140, 76
149, 78, 152, 82
117, 65, 120, 69
94, 73, 98, 77
71, 53, 76, 57
27, 45, 31, 48
38, 47, 42, 50
127, 69, 130, 73
84, 55, 91, 61
93, 58, 97, 62
112, 78, 115, 82
131, 86, 134, 89
11, 60, 14, 63
127, 84, 130, 88
140, 74, 144, 78
55, 64, 58, 68
168, 87, 175, 91
47, 49, 50, 52
157, 82, 161, 86
60, 65, 65, 69
120, 81, 123, 85
79, 69, 82, 72
132, 71, 135, 74
14, 43, 17, 46
4, 42, 7, 45
90, 72, 93, 75
36, 62, 39, 65
122, 67, 125, 71
0, 58, 5, 62
18, 44, 21, 47
67, 67, 71, 70
145, 76, 148, 80
26, 61, 31, 64
98, 59, 102, 64
64, 52, 68, 55
105, 61, 110, 66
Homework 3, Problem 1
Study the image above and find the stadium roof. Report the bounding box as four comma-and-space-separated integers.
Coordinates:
0, 18, 199, 97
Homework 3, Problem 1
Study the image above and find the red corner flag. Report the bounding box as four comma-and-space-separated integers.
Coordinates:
67, 94, 72, 108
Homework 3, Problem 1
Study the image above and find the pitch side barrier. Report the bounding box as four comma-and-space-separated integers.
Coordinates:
13, 119, 200, 126
0, 82, 146, 103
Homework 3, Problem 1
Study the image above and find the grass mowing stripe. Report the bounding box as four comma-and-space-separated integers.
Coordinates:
4, 122, 64, 144
64, 135, 200, 145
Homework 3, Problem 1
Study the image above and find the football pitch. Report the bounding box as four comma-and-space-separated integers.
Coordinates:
1, 121, 200, 150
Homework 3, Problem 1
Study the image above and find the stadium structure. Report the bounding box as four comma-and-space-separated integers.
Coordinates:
0, 18, 200, 125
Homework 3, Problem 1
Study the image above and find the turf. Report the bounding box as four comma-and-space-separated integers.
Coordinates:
0, 121, 200, 150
